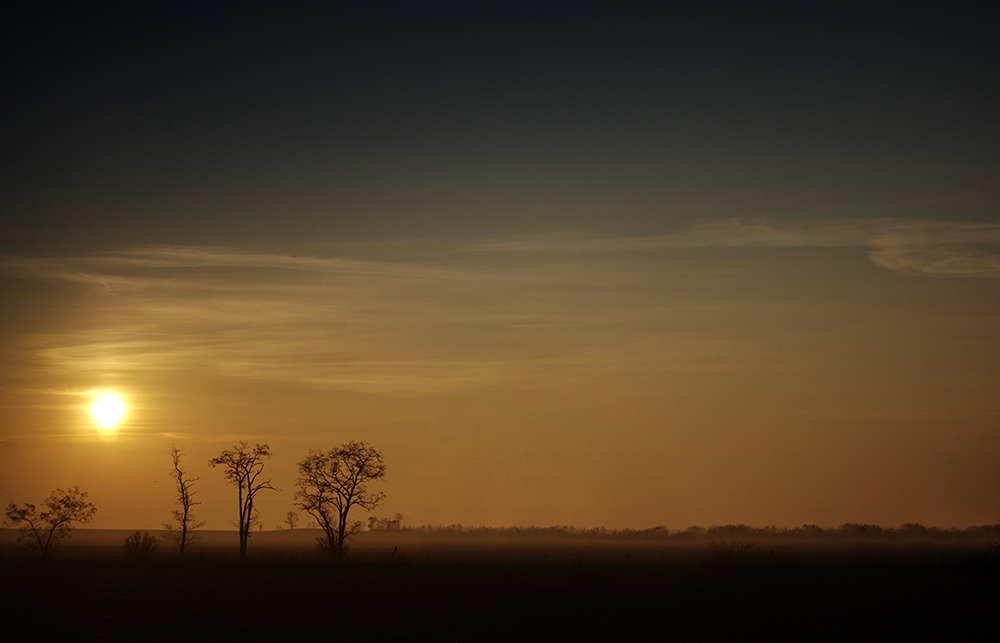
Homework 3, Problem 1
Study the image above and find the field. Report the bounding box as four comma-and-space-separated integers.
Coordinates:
2, 529, 997, 641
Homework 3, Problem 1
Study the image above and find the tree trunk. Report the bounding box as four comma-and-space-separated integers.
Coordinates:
337, 514, 346, 558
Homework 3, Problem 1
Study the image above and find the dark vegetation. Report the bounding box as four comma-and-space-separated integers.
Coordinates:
201, 440, 386, 558
4, 442, 997, 639
121, 531, 159, 560
3, 487, 97, 558
390, 521, 1000, 542
1, 527, 997, 641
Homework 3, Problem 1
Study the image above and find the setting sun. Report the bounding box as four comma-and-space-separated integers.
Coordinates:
90, 392, 127, 430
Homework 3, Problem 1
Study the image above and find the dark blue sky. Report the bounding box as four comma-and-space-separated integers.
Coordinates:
3, 3, 997, 252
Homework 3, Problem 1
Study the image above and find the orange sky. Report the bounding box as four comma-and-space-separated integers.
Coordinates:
2, 222, 998, 530
2, 6, 998, 531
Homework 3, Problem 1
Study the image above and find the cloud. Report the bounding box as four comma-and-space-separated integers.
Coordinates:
0, 245, 490, 292
477, 219, 1000, 278
475, 219, 869, 252
867, 244, 1000, 278
1, 219, 996, 398
1, 245, 629, 395
863, 220, 1000, 278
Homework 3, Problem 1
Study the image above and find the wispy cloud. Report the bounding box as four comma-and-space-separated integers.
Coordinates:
863, 220, 1000, 278
2, 219, 997, 398
1, 245, 647, 395
478, 219, 1000, 278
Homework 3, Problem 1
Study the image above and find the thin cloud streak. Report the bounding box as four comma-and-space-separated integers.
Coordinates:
868, 245, 1000, 278
478, 219, 1000, 278
2, 218, 996, 397
3, 245, 686, 394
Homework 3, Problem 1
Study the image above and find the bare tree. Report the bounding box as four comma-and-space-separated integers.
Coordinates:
208, 441, 276, 559
295, 441, 386, 557
285, 510, 299, 530
163, 444, 205, 555
5, 487, 97, 558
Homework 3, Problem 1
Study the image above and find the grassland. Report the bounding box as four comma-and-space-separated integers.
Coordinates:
1, 528, 997, 641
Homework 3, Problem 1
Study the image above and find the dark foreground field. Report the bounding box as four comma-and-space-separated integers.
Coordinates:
2, 531, 997, 642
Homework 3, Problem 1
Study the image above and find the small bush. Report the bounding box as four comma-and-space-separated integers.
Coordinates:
122, 531, 159, 560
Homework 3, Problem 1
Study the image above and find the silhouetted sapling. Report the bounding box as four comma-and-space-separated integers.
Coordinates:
163, 444, 206, 555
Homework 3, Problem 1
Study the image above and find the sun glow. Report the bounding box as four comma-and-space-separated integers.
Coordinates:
90, 392, 127, 432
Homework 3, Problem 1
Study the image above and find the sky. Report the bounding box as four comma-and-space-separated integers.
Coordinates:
1, 3, 998, 531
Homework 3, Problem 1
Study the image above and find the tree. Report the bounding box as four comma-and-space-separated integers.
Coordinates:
368, 513, 403, 530
163, 444, 206, 555
285, 510, 299, 530
295, 441, 386, 557
5, 487, 97, 558
208, 441, 276, 559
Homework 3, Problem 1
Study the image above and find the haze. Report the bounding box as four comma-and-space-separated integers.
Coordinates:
1, 5, 997, 531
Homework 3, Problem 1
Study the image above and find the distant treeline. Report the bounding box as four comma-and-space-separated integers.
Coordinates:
378, 523, 1000, 540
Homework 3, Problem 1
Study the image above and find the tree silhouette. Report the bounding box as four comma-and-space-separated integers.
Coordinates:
368, 513, 403, 530
4, 487, 97, 558
295, 441, 386, 557
163, 444, 206, 555
285, 510, 299, 530
208, 441, 276, 559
